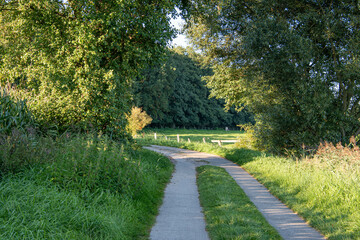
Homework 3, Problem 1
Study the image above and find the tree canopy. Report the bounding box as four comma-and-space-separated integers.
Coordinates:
132, 47, 254, 129
186, 0, 360, 152
0, 0, 180, 136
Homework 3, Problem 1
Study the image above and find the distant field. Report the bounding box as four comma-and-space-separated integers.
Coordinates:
141, 128, 249, 146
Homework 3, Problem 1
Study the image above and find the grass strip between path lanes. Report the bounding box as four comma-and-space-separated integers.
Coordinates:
196, 165, 282, 240
138, 132, 360, 239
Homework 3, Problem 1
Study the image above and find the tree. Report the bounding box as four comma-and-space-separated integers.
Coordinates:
0, 0, 179, 137
133, 47, 254, 129
185, 0, 360, 152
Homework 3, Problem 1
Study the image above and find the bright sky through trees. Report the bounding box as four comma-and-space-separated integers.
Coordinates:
170, 15, 189, 47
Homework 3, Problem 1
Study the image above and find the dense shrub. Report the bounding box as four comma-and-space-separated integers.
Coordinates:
0, 129, 55, 175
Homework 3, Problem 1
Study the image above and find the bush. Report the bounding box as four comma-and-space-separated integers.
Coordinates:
126, 107, 152, 137
0, 131, 143, 197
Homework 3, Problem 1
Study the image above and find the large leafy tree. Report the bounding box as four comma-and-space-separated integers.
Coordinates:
0, 0, 178, 136
186, 0, 360, 152
133, 47, 254, 128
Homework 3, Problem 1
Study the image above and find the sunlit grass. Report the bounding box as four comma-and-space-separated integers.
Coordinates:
197, 165, 281, 240
142, 128, 247, 144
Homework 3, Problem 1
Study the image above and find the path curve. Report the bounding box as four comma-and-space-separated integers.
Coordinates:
145, 145, 325, 240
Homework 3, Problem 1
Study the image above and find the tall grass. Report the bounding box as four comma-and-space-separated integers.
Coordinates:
0, 133, 173, 239
243, 153, 360, 239
140, 129, 360, 239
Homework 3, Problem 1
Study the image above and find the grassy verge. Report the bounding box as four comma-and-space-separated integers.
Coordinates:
196, 165, 281, 240
243, 155, 360, 240
139, 129, 360, 239
0, 133, 173, 239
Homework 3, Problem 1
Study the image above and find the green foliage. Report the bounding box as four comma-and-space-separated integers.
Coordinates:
126, 107, 152, 137
197, 165, 281, 239
0, 133, 173, 239
133, 47, 254, 129
0, 87, 36, 135
186, 0, 360, 152
40, 134, 143, 196
0, 0, 179, 136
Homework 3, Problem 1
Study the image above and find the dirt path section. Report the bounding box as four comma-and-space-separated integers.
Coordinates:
145, 145, 325, 240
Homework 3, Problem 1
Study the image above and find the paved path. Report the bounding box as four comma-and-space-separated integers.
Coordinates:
145, 145, 325, 240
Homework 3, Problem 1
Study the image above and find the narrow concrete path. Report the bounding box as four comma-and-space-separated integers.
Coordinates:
145, 146, 210, 240
145, 145, 326, 240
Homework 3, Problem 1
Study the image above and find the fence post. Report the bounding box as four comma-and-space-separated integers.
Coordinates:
203, 137, 206, 143
165, 136, 168, 140
218, 140, 222, 147
188, 138, 191, 143
154, 133, 157, 140
177, 134, 180, 143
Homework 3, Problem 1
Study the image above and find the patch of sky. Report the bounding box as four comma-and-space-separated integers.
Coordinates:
170, 13, 190, 48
